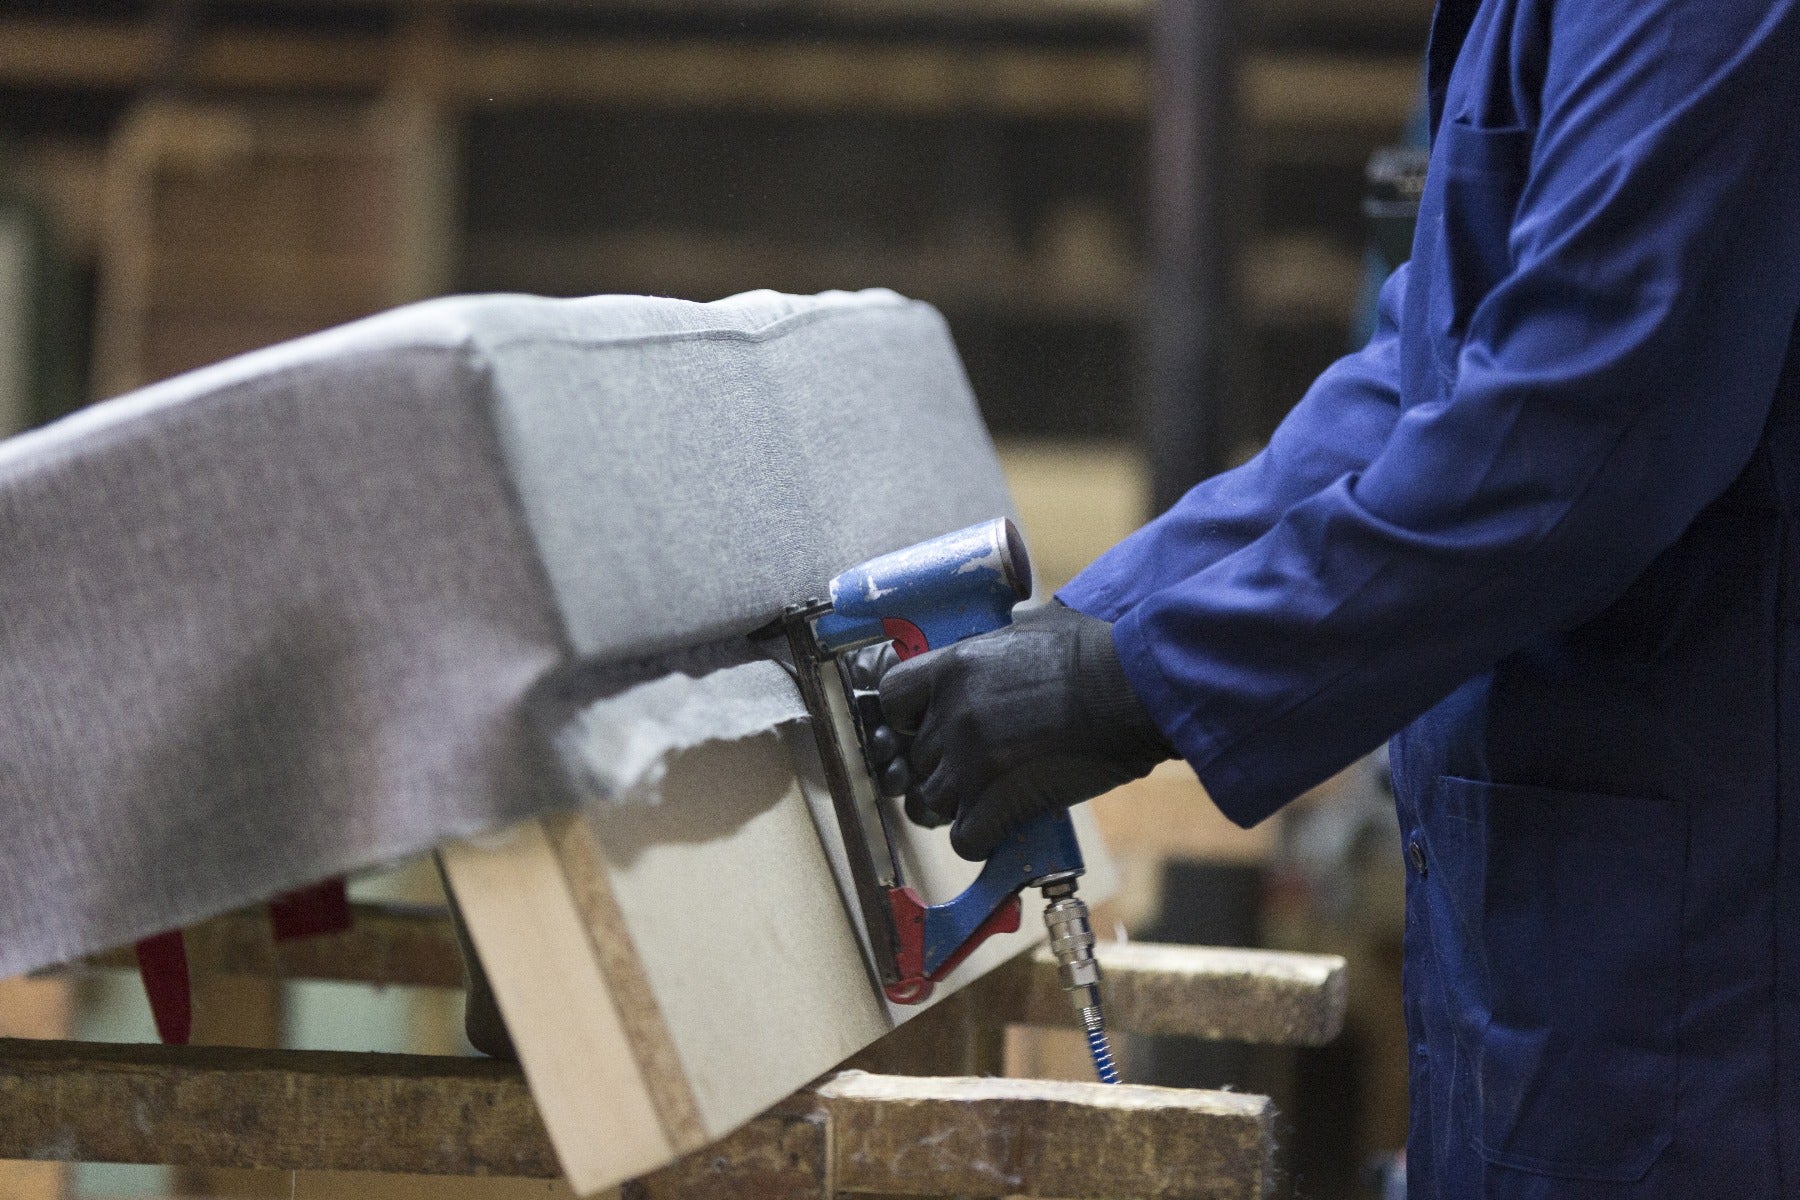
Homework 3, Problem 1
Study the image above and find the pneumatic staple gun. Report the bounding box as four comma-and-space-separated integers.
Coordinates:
768, 518, 1119, 1085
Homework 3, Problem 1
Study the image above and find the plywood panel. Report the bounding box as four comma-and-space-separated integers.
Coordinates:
443, 724, 1117, 1196
567, 733, 886, 1136
437, 825, 676, 1192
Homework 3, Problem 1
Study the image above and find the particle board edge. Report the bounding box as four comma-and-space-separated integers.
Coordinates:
438, 822, 674, 1195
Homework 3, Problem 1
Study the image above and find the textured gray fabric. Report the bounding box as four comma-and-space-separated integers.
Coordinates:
0, 288, 1016, 979
482, 291, 1018, 659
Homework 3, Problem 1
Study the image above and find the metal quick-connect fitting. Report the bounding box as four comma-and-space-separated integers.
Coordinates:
1044, 893, 1103, 1012
1040, 880, 1118, 1083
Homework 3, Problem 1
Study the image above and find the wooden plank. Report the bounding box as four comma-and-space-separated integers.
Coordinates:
1244, 55, 1420, 133
194, 0, 1428, 26
74, 901, 466, 988
0, 19, 1140, 117
540, 813, 711, 1149
439, 733, 894, 1194
198, 0, 1151, 23
462, 229, 1359, 330
817, 1071, 1273, 1198
634, 1072, 1274, 1199
0, 20, 157, 88
173, 967, 288, 1197
441, 723, 1120, 1196
622, 1101, 829, 1200
437, 824, 679, 1190
189, 30, 392, 92
0, 1038, 557, 1177
68, 902, 1345, 1046
976, 941, 1347, 1046
289, 1174, 578, 1199
0, 979, 69, 1200
0, 18, 1417, 131
452, 36, 1144, 117
460, 229, 1135, 324
0, 1041, 1272, 1197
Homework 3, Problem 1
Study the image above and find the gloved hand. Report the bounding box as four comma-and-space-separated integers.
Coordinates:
874, 601, 1175, 861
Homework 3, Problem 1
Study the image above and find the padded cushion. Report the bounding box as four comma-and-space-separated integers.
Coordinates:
0, 288, 1014, 977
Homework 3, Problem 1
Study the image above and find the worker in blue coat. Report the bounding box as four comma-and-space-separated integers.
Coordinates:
879, 0, 1800, 1194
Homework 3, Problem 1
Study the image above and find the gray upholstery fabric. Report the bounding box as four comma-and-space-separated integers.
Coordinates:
0, 288, 1016, 979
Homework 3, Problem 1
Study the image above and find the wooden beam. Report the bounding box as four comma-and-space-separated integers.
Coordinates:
461, 230, 1361, 328
0, 18, 1140, 118
0, 21, 156, 88
623, 1097, 828, 1199
68, 903, 1345, 1047
631, 1072, 1273, 1199
0, 1038, 555, 1177
0, 17, 1414, 132
976, 941, 1348, 1047
75, 902, 466, 989
0, 982, 70, 1200
817, 1071, 1272, 1198
460, 229, 1137, 324
180, 0, 1437, 36
451, 36, 1144, 118
0, 1042, 1273, 1196
196, 0, 1152, 23
187, 30, 394, 92
1245, 55, 1420, 133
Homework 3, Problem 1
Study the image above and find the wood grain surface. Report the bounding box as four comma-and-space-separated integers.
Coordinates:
0, 1042, 1274, 1198
976, 941, 1347, 1046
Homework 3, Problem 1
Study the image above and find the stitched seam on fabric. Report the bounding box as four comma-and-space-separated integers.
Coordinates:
457, 339, 583, 665
38, 297, 922, 447
477, 294, 923, 355
454, 338, 713, 1148
1056, 576, 1126, 622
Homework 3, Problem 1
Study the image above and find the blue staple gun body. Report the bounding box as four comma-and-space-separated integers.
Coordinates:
771, 518, 1118, 1083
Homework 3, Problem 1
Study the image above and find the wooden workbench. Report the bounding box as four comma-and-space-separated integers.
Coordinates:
9, 901, 1345, 1197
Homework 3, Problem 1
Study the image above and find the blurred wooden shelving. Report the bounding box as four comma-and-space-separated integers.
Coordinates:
0, 15, 1416, 129
0, 0, 1425, 443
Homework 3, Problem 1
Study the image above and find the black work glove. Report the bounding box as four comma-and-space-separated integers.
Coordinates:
875, 601, 1175, 861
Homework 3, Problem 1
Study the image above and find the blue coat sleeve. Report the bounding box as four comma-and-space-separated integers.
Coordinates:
1058, 262, 1408, 621
1098, 0, 1800, 827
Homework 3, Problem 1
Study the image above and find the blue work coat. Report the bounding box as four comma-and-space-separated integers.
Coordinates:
1060, 0, 1800, 1194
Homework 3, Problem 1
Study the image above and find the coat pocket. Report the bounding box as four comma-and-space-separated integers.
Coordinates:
1435, 776, 1684, 1182
1425, 121, 1531, 385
